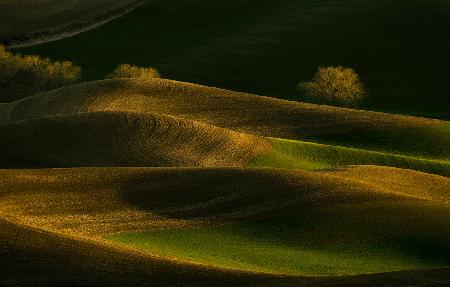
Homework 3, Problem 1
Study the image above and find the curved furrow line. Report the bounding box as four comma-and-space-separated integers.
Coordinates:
0, 111, 271, 168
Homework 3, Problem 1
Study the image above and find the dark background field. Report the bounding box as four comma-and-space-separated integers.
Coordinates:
17, 0, 450, 119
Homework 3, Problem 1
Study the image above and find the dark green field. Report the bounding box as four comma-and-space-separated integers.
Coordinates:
17, 0, 450, 118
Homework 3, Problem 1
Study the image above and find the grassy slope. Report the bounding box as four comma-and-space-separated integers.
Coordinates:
251, 137, 450, 177
2, 221, 450, 287
16, 0, 450, 118
0, 218, 308, 287
1, 167, 448, 278
1, 78, 449, 161
0, 111, 270, 168
108, 213, 450, 276
106, 166, 450, 276
0, 0, 143, 43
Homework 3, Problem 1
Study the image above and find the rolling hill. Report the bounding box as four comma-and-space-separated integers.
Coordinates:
0, 166, 449, 285
1, 78, 449, 160
15, 0, 450, 118
1, 78, 448, 176
0, 111, 270, 168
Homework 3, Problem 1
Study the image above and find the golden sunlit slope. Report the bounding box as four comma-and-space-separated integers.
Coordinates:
0, 111, 270, 168
0, 167, 449, 285
0, 166, 448, 236
0, 166, 448, 234
326, 165, 450, 202
2, 78, 448, 160
0, 0, 144, 46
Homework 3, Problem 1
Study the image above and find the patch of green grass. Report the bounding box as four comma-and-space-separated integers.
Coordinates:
251, 137, 450, 177
307, 121, 450, 161
107, 201, 450, 276
108, 228, 418, 275
16, 0, 450, 118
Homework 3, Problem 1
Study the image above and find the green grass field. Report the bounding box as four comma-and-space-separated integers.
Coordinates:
251, 137, 450, 177
108, 203, 450, 276
16, 0, 450, 118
